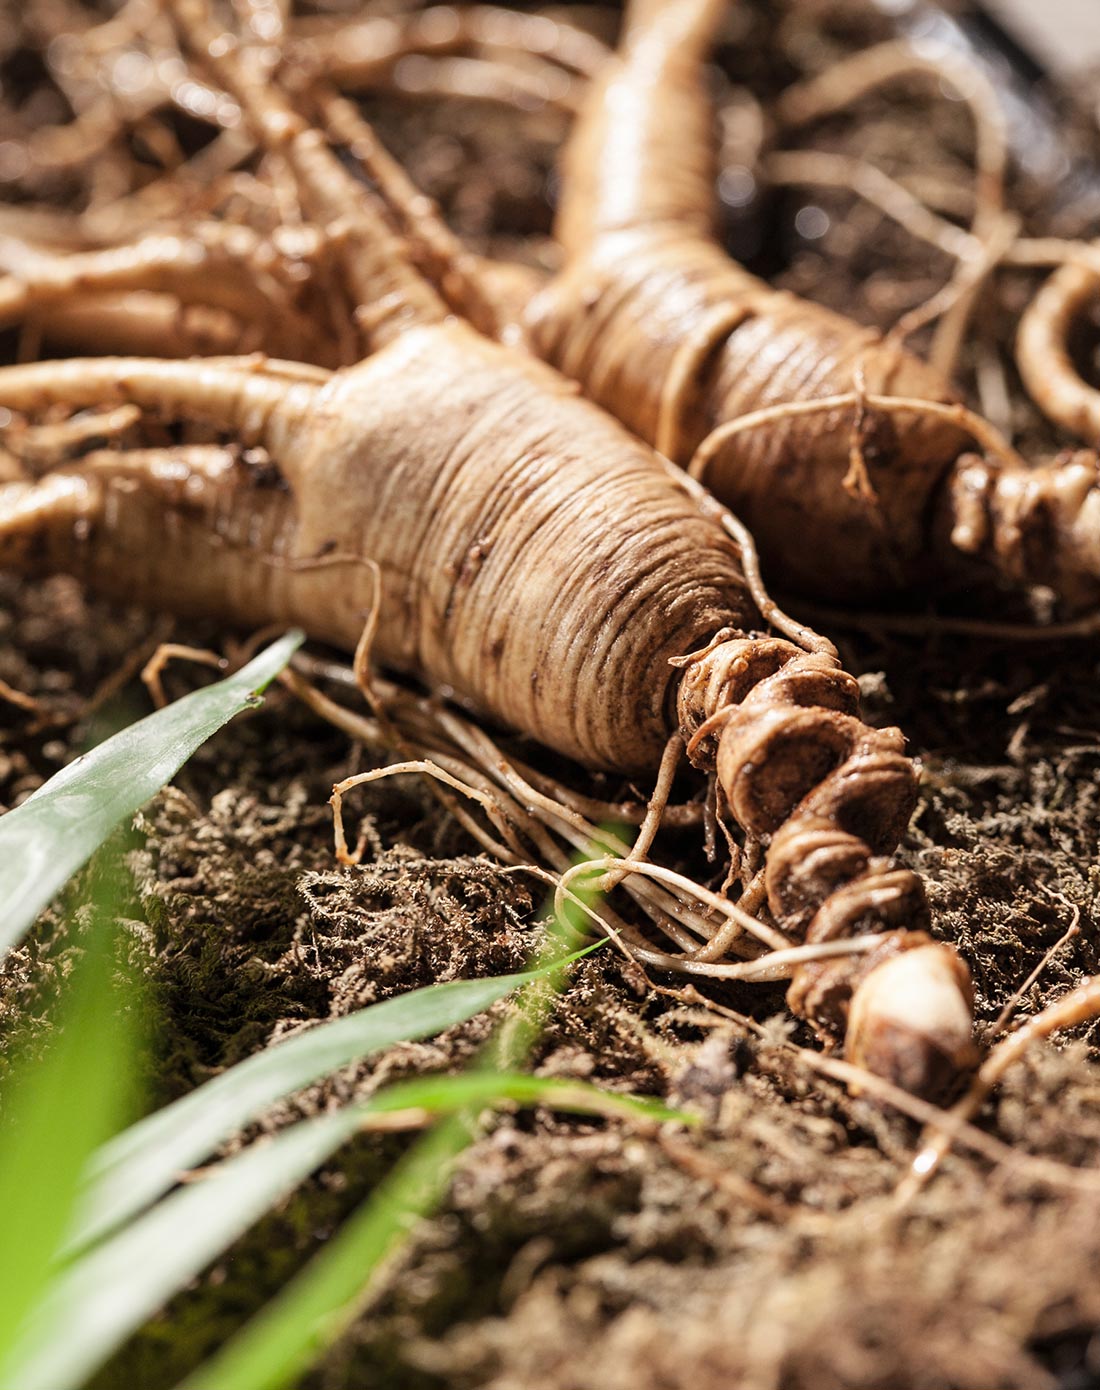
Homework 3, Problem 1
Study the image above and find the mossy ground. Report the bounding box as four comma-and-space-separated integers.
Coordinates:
3, 568, 1100, 1390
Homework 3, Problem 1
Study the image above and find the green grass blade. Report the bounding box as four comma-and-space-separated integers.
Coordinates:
0, 631, 303, 960
0, 1109, 367, 1390
360, 1070, 692, 1127
176, 1113, 472, 1390
70, 943, 602, 1253
0, 879, 141, 1381
177, 1072, 690, 1390
3, 1072, 681, 1390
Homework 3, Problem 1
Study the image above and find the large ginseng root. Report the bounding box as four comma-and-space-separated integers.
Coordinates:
0, 0, 974, 1096
0, 341, 973, 1097
6, 2, 1100, 612
526, 0, 1100, 609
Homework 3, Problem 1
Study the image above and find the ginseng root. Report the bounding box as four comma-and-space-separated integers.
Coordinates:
0, 225, 337, 364
0, 0, 975, 1097
521, 0, 1100, 609
9, 2, 1100, 615
0, 345, 973, 1096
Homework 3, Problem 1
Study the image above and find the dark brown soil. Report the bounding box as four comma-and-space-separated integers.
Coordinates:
4, 3, 1100, 1388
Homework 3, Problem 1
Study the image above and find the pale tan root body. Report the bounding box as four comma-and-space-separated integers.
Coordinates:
0, 226, 338, 365
1016, 259, 1100, 444
261, 0, 1097, 609
0, 333, 972, 1095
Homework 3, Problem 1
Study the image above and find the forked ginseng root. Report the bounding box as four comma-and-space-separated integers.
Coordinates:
9, 3, 1100, 614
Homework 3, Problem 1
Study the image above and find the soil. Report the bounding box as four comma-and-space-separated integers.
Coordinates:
4, 2, 1100, 1388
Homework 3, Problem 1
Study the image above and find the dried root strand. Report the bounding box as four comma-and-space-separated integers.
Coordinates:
332, 761, 530, 866
357, 51, 581, 117
0, 226, 330, 361
764, 151, 978, 263
1016, 254, 1100, 443
687, 391, 1027, 483
0, 403, 142, 471
312, 88, 511, 339
292, 4, 608, 105
774, 38, 1008, 236
294, 5, 608, 74
166, 0, 448, 353
142, 641, 228, 709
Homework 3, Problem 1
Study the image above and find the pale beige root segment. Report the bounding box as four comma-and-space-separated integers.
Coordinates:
294, 6, 610, 85
31, 294, 251, 359
529, 0, 966, 602
168, 0, 448, 356
1016, 259, 1100, 443
845, 944, 976, 1098
0, 356, 309, 455
0, 227, 338, 365
0, 447, 306, 633
0, 228, 294, 332
532, 228, 965, 601
528, 0, 1100, 608
947, 449, 1100, 608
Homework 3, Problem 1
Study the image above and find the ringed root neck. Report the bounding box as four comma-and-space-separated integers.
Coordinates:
677, 635, 975, 1097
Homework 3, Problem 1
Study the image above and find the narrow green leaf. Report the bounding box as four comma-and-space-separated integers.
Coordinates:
0, 877, 141, 1380
175, 1113, 472, 1390
178, 1072, 690, 1390
70, 941, 603, 1253
3, 1071, 682, 1390
1, 1110, 366, 1390
360, 1071, 692, 1127
0, 631, 303, 959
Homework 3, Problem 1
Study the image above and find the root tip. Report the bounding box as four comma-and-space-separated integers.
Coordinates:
845, 943, 976, 1098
